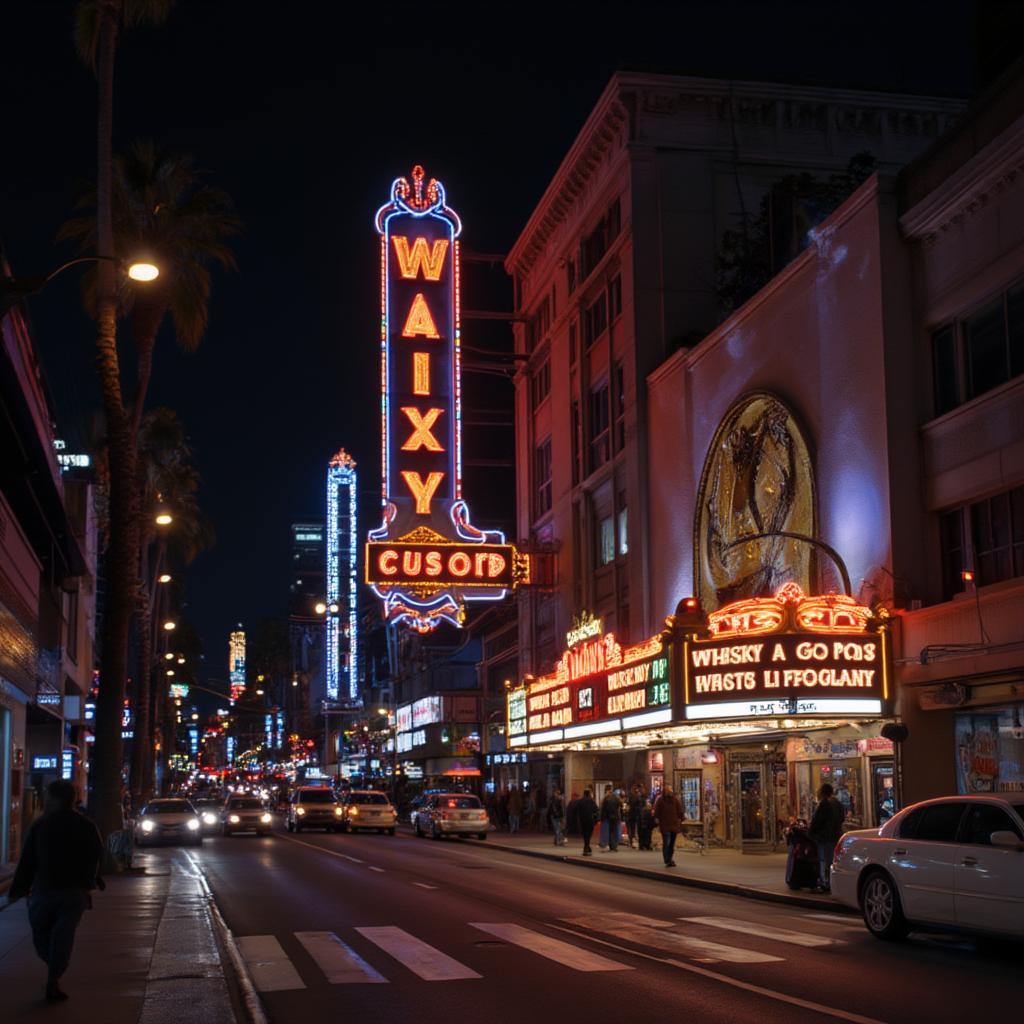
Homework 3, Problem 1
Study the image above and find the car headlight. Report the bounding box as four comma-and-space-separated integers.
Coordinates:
202, 813, 217, 825
187, 818, 200, 831
228, 814, 241, 824
295, 806, 306, 816
141, 819, 155, 833
261, 813, 271, 823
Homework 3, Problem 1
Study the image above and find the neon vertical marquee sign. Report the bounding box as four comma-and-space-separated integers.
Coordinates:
366, 166, 527, 632
326, 449, 358, 701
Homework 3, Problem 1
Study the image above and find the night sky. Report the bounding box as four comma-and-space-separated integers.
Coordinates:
3, 2, 974, 680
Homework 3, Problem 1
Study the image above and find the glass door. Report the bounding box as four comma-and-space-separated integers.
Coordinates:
738, 765, 766, 842
871, 759, 895, 825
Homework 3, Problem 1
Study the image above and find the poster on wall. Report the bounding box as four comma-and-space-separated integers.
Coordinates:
955, 707, 1024, 793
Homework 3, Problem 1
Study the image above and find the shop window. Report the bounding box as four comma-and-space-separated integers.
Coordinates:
531, 358, 550, 410
598, 515, 615, 566
962, 804, 1023, 844
588, 381, 610, 472
534, 438, 552, 519
583, 292, 608, 349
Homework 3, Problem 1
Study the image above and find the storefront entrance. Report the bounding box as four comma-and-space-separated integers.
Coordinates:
726, 751, 787, 851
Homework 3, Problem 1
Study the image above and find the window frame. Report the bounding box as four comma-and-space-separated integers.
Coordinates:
534, 437, 553, 521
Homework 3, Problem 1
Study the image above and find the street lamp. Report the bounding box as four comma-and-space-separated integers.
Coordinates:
314, 601, 327, 615
163, 620, 176, 631
164, 652, 175, 661
177, 656, 185, 665
127, 261, 160, 282
158, 574, 172, 584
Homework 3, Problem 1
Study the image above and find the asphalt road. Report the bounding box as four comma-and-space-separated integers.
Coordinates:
165, 820, 1021, 1024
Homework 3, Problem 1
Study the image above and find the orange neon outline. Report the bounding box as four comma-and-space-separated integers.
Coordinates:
401, 470, 444, 513
400, 407, 445, 452
392, 236, 449, 281
401, 292, 441, 338
413, 352, 430, 395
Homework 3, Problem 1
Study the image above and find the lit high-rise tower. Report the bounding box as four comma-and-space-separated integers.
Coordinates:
326, 450, 359, 702
229, 626, 246, 702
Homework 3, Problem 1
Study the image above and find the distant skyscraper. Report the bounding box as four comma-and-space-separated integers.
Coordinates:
289, 521, 325, 616
229, 627, 246, 702
326, 450, 359, 702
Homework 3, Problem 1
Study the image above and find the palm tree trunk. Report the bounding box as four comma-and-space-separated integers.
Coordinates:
129, 538, 152, 806
90, 2, 136, 843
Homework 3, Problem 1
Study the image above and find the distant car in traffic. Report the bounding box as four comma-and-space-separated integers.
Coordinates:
286, 787, 344, 833
413, 793, 489, 840
831, 794, 1024, 941
340, 791, 397, 835
193, 798, 224, 835
134, 798, 202, 847
222, 795, 273, 837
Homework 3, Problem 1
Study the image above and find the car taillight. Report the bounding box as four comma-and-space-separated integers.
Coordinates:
833, 834, 850, 862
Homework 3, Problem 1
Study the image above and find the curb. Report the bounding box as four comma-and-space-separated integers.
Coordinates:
471, 838, 857, 914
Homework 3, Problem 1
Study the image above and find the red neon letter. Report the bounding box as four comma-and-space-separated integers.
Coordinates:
402, 471, 444, 513
392, 236, 449, 281
449, 551, 472, 577
413, 352, 430, 395
487, 553, 507, 578
401, 293, 441, 338
425, 551, 442, 577
379, 550, 399, 576
402, 550, 423, 576
400, 407, 444, 452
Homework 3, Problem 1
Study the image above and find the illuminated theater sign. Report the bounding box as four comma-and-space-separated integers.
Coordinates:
507, 616, 672, 746
366, 166, 527, 631
682, 582, 890, 720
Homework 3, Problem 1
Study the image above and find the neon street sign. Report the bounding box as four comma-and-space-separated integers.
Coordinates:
366, 166, 527, 631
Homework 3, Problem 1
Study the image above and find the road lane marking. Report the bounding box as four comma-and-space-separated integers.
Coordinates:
806, 913, 862, 926
355, 926, 480, 981
277, 834, 365, 863
294, 931, 387, 984
681, 916, 842, 948
547, 925, 887, 1024
412, 883, 438, 890
235, 935, 305, 992
561, 911, 675, 930
470, 923, 633, 972
368, 866, 385, 873
561, 915, 781, 964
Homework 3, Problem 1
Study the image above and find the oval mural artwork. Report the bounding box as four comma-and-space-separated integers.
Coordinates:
695, 393, 815, 611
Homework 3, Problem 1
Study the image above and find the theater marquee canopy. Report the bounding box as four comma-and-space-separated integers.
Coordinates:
365, 166, 527, 632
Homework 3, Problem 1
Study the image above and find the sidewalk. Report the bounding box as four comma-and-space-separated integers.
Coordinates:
0, 851, 237, 1023
475, 828, 853, 912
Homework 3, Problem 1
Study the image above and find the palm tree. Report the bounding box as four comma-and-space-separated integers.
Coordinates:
72, 0, 176, 842
130, 408, 212, 803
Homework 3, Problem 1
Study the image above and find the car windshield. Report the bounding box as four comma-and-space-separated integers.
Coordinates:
349, 793, 389, 805
194, 800, 221, 809
299, 791, 336, 803
144, 801, 193, 814
229, 798, 263, 809
439, 796, 481, 809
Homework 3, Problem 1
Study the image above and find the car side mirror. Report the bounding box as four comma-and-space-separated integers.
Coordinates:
989, 830, 1024, 850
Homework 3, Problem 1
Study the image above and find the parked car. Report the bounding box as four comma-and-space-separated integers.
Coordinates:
193, 798, 224, 835
222, 795, 273, 836
286, 787, 344, 832
831, 795, 1024, 941
340, 791, 397, 834
134, 798, 202, 847
413, 793, 489, 840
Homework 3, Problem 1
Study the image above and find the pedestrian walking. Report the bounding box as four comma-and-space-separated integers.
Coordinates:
507, 785, 523, 835
627, 784, 644, 847
577, 788, 599, 856
8, 780, 104, 1003
652, 785, 684, 867
808, 783, 845, 891
600, 784, 621, 852
638, 799, 656, 850
548, 787, 567, 845
522, 789, 536, 831
566, 791, 580, 835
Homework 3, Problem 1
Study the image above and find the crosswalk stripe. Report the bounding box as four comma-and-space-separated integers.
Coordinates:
559, 911, 675, 930
236, 935, 306, 991
355, 926, 481, 981
681, 917, 842, 948
368, 866, 385, 872
806, 913, 862, 927
469, 923, 633, 972
561, 916, 782, 964
295, 931, 387, 984
412, 882, 438, 890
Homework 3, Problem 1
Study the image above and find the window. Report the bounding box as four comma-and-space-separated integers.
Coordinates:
531, 359, 551, 409
910, 802, 966, 842
580, 197, 622, 279
583, 292, 608, 349
588, 382, 611, 472
525, 295, 551, 353
614, 361, 626, 451
566, 258, 576, 295
598, 515, 615, 565
932, 325, 959, 417
534, 438, 552, 519
535, 592, 558, 672
617, 504, 628, 556
571, 399, 582, 485
963, 804, 1022, 844
608, 274, 622, 322
569, 321, 578, 366
65, 587, 79, 663
939, 485, 1024, 596
930, 280, 1024, 415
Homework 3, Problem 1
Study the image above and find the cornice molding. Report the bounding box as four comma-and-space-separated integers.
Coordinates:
900, 114, 1024, 243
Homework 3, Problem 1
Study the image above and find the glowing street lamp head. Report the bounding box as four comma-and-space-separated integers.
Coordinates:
158, 573, 172, 584
163, 620, 176, 631
127, 261, 160, 282
177, 656, 185, 665
155, 511, 173, 526
314, 601, 327, 615
164, 652, 174, 661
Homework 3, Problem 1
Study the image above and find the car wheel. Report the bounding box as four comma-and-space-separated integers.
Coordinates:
861, 870, 909, 941
431, 823, 441, 840
414, 820, 423, 837
221, 826, 230, 837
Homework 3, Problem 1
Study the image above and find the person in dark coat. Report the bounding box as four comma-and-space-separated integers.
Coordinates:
599, 784, 621, 851
547, 787, 566, 845
652, 786, 684, 867
808, 783, 846, 891
507, 785, 523, 834
638, 799, 656, 850
565, 792, 581, 836
626, 785, 644, 847
577, 789, 599, 856
8, 780, 104, 1003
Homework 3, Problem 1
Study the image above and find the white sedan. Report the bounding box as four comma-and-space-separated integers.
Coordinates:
134, 798, 203, 847
831, 794, 1024, 941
